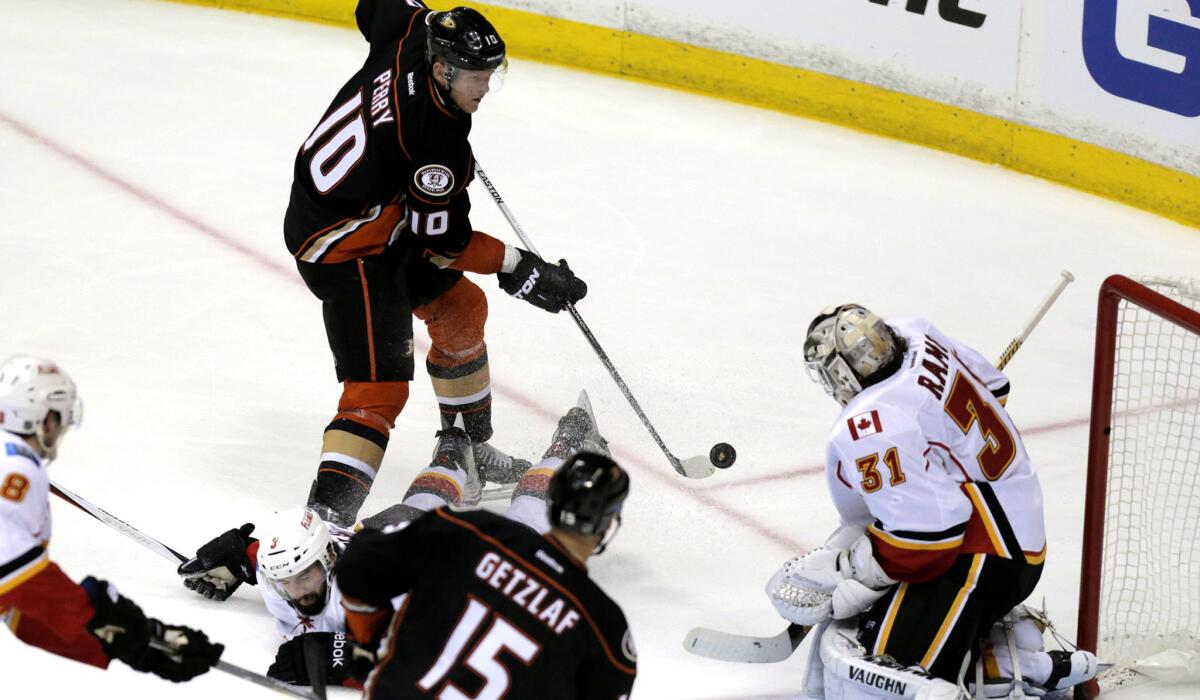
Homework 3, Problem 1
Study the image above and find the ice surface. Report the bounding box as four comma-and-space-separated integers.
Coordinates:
2, 1, 1199, 698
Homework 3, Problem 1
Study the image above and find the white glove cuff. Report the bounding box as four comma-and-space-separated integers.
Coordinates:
842, 535, 898, 589
500, 244, 522, 274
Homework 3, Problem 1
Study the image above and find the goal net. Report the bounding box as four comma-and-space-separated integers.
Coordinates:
1077, 275, 1200, 694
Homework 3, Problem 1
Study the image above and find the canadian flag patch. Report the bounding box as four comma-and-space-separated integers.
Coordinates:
847, 410, 883, 440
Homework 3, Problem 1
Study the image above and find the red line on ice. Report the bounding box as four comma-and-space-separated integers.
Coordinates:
3, 111, 806, 554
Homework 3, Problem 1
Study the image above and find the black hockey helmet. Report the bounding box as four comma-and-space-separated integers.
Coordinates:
547, 452, 630, 542
425, 7, 506, 72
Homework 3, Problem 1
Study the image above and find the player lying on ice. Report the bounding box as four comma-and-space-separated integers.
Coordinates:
0, 356, 222, 683
765, 306, 1099, 699
176, 390, 614, 688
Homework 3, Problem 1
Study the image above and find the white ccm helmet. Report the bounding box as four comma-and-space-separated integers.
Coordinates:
257, 507, 338, 615
0, 356, 82, 460
803, 304, 901, 406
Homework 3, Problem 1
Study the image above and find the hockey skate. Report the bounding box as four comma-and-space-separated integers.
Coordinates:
544, 390, 610, 461
306, 481, 357, 529
473, 442, 532, 486
470, 443, 532, 503
431, 417, 483, 507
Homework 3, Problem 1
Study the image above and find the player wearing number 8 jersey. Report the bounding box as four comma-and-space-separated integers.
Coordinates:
0, 357, 222, 683
284, 0, 587, 527
765, 306, 1061, 696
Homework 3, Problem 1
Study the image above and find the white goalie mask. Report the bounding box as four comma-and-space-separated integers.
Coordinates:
0, 356, 82, 460
257, 507, 337, 616
803, 305, 900, 406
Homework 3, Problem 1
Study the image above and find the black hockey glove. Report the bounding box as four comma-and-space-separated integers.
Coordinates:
267, 632, 376, 687
177, 522, 258, 600
497, 249, 587, 313
82, 577, 224, 682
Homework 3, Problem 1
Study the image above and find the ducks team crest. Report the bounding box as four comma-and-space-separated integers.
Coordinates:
415, 164, 454, 196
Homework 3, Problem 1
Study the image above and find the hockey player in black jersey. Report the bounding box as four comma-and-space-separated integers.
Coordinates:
328, 404, 637, 699
284, 0, 587, 527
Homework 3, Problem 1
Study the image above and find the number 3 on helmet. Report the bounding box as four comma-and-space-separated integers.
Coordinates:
257, 507, 339, 616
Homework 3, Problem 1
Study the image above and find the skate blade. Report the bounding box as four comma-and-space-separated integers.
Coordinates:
478, 484, 516, 502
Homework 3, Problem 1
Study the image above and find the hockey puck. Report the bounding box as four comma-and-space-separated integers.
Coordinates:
710, 442, 737, 469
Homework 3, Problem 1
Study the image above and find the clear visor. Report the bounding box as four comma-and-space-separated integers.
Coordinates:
66, 396, 83, 429
449, 58, 508, 93
266, 560, 331, 613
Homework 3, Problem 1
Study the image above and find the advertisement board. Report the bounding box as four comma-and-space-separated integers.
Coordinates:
488, 0, 1022, 114
1026, 0, 1199, 174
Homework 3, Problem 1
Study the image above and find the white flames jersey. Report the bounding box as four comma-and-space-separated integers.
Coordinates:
0, 430, 51, 591
824, 318, 1046, 581
261, 574, 347, 640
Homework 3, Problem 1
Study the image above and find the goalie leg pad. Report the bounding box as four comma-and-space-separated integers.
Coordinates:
819, 618, 961, 699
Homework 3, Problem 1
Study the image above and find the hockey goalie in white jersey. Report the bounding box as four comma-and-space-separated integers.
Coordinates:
766, 305, 1097, 699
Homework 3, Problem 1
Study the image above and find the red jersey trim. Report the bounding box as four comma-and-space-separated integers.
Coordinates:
867, 523, 964, 583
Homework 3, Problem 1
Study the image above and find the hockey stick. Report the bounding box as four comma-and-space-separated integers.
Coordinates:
996, 270, 1075, 371
302, 634, 330, 700
473, 163, 715, 480
50, 481, 319, 700
215, 660, 320, 700
50, 480, 189, 563
687, 272, 1078, 663
683, 622, 810, 663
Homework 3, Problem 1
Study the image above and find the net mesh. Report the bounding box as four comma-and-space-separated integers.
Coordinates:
1098, 277, 1200, 666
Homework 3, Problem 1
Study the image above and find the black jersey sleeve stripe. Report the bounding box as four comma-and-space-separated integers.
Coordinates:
871, 520, 968, 544
972, 482, 1026, 563
0, 545, 46, 580
435, 509, 636, 675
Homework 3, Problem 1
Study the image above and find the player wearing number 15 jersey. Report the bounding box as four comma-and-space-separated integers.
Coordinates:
335, 449, 636, 699
766, 306, 1048, 690
283, 0, 587, 529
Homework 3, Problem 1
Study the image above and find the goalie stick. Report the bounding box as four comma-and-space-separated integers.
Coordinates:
686, 271, 1077, 663
683, 622, 810, 663
50, 481, 320, 700
474, 163, 716, 480
996, 270, 1074, 371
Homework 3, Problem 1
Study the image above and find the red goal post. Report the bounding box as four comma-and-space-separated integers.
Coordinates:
1077, 275, 1200, 697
